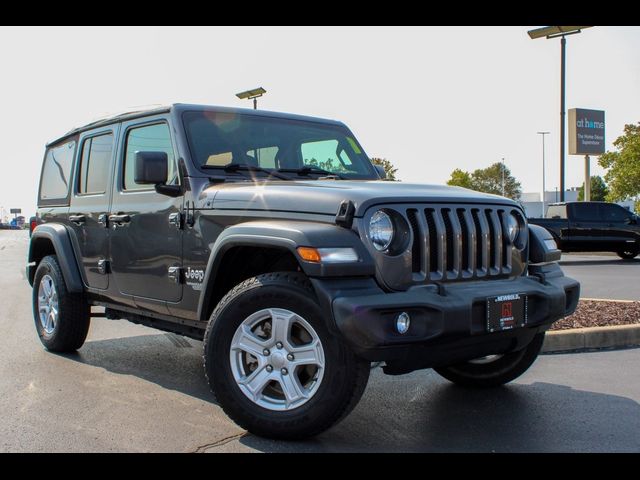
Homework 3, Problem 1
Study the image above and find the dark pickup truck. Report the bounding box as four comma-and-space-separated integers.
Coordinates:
529, 201, 640, 259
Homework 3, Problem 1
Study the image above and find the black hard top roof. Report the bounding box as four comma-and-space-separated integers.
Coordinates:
47, 103, 345, 147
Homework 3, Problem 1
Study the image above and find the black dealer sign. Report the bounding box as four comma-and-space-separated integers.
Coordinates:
568, 108, 605, 155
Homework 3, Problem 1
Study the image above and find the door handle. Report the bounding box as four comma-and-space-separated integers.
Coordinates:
98, 214, 109, 228
69, 214, 86, 225
109, 214, 131, 225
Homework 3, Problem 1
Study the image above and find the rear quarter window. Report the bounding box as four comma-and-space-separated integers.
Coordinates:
571, 203, 598, 221
38, 139, 77, 206
546, 205, 567, 219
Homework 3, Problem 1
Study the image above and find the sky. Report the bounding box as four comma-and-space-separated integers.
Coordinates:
1, 25, 638, 219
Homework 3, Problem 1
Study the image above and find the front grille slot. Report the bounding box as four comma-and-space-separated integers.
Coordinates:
471, 209, 486, 275
485, 210, 497, 270
457, 208, 470, 274
442, 209, 455, 275
407, 209, 421, 273
425, 208, 441, 276
498, 210, 512, 272
397, 204, 515, 283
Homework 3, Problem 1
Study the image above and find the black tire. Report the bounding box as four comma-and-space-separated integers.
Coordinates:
617, 249, 638, 260
434, 332, 546, 388
203, 272, 370, 440
32, 255, 90, 352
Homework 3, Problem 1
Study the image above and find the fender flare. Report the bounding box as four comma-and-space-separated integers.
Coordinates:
197, 220, 375, 322
27, 224, 84, 292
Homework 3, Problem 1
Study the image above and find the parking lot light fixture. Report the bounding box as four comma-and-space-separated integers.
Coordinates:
527, 26, 593, 202
236, 87, 267, 110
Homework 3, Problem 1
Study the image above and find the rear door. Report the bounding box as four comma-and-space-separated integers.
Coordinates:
68, 128, 117, 290
108, 117, 183, 311
568, 202, 602, 250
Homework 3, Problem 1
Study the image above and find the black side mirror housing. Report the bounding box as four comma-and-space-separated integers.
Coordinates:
374, 164, 387, 179
135, 151, 168, 185
529, 224, 562, 264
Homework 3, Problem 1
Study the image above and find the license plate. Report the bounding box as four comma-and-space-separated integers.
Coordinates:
486, 294, 527, 333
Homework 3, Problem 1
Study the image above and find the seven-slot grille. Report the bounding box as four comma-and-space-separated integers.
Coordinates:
405, 205, 513, 282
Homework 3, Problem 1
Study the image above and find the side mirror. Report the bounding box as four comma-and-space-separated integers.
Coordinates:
135, 151, 168, 185
529, 224, 562, 264
374, 164, 387, 179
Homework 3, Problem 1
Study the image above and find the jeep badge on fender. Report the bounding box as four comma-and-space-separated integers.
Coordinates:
26, 104, 580, 439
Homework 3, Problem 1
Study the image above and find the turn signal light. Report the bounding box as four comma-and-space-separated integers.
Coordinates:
297, 247, 360, 263
297, 247, 322, 263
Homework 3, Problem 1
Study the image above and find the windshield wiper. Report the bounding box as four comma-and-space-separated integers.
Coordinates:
201, 163, 291, 181
277, 166, 345, 179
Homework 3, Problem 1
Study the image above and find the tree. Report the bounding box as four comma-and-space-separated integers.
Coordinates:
306, 157, 348, 173
577, 175, 609, 201
370, 157, 398, 181
598, 122, 640, 211
446, 162, 522, 200
447, 168, 474, 189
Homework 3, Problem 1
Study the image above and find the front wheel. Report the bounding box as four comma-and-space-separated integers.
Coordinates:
434, 332, 546, 388
203, 272, 370, 439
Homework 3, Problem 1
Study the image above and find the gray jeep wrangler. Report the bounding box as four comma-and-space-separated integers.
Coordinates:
28, 104, 579, 439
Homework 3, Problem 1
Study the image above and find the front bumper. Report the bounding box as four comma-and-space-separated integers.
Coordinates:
311, 263, 579, 373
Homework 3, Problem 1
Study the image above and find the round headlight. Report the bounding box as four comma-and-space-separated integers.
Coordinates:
506, 212, 521, 243
369, 210, 394, 251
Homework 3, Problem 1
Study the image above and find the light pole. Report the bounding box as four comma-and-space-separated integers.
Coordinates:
501, 157, 505, 197
236, 87, 267, 110
537, 131, 550, 217
528, 26, 593, 202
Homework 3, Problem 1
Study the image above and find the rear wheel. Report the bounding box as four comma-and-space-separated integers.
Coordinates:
434, 332, 546, 388
32, 255, 90, 352
617, 249, 638, 260
203, 272, 370, 439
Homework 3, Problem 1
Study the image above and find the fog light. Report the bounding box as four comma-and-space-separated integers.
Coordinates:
396, 312, 411, 334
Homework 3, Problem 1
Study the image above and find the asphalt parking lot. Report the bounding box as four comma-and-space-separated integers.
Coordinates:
560, 253, 639, 301
1, 230, 639, 452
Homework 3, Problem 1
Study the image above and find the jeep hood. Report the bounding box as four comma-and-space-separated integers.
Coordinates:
200, 180, 518, 217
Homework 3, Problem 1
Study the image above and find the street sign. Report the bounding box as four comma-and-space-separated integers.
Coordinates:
9, 208, 21, 214
568, 108, 605, 155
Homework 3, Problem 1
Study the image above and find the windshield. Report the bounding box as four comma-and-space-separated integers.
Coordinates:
182, 111, 378, 179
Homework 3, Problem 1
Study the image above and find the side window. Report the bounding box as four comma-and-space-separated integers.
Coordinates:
123, 123, 177, 191
600, 204, 630, 223
39, 140, 76, 204
301, 139, 339, 170
78, 133, 113, 195
301, 139, 354, 173
571, 203, 598, 222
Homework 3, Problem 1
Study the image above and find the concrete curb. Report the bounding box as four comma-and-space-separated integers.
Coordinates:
543, 324, 640, 353
581, 297, 637, 303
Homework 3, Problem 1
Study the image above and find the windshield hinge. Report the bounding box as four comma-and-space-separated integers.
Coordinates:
335, 200, 355, 228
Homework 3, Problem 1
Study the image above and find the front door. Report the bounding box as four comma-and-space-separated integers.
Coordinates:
109, 118, 183, 308
68, 128, 117, 290
599, 203, 638, 251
